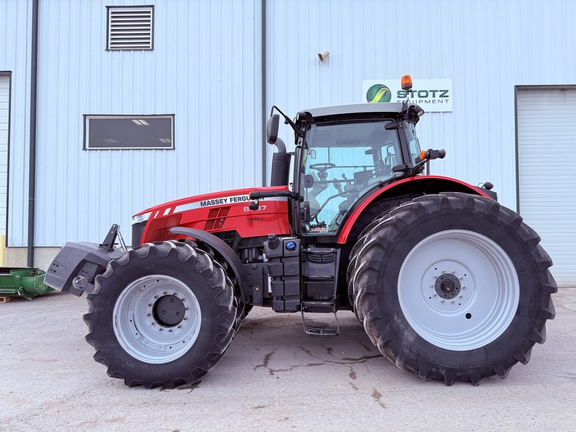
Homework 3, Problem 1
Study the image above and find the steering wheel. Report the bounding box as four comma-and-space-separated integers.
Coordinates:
309, 162, 336, 173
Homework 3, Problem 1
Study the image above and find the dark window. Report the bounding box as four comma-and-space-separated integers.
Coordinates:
84, 115, 174, 150
107, 6, 154, 51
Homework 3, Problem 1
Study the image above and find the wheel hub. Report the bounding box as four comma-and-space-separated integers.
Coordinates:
113, 275, 202, 364
424, 265, 471, 312
434, 273, 461, 299
153, 295, 186, 327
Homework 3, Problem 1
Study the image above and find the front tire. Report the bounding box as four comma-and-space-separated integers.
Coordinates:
84, 241, 236, 388
349, 193, 557, 385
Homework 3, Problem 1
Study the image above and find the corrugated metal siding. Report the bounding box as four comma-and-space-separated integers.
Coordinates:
266, 0, 576, 210
3, 0, 576, 250
0, 0, 32, 247
29, 0, 262, 245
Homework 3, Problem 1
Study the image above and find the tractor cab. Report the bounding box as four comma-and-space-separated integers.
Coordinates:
293, 103, 424, 236
265, 98, 430, 239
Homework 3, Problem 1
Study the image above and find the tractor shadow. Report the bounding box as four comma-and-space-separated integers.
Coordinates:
220, 307, 397, 382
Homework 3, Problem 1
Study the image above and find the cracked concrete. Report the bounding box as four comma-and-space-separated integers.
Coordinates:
1, 289, 575, 431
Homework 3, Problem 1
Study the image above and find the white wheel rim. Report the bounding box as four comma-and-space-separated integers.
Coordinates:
113, 275, 202, 364
398, 229, 520, 351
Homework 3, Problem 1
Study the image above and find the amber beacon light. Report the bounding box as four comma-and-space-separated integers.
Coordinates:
401, 74, 413, 90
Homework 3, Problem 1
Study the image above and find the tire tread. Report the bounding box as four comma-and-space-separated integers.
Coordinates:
348, 192, 557, 385
84, 240, 236, 389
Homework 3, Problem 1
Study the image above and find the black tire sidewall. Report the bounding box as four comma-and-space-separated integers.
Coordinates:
87, 244, 234, 385
369, 197, 543, 371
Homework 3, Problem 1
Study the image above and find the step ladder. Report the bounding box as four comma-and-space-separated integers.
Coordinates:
301, 300, 339, 336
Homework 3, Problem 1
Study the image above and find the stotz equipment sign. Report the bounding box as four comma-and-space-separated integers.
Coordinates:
363, 79, 453, 112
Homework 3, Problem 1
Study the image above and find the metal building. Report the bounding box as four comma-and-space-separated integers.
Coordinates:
1, 0, 575, 285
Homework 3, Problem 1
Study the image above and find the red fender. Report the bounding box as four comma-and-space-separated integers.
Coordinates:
337, 175, 491, 244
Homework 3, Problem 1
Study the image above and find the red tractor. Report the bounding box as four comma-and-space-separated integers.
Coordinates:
45, 76, 556, 388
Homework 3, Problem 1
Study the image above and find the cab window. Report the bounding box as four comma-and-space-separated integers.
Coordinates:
301, 120, 400, 234
405, 122, 422, 164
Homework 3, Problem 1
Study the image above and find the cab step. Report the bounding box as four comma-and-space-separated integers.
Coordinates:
301, 301, 339, 336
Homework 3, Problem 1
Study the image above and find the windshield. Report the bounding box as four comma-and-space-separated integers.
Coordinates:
301, 120, 401, 235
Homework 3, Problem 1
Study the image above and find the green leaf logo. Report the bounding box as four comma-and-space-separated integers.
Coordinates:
366, 84, 392, 103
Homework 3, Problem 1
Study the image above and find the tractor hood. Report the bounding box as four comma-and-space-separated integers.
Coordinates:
131, 186, 292, 246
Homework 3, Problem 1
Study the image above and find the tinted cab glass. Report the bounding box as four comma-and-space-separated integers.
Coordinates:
301, 120, 400, 234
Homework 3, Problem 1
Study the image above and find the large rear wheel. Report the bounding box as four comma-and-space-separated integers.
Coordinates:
349, 192, 557, 385
84, 241, 236, 388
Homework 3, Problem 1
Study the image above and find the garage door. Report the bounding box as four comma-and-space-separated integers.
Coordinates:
517, 87, 576, 286
0, 74, 9, 239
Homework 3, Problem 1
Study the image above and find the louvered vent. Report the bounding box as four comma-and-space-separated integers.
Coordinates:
107, 6, 154, 51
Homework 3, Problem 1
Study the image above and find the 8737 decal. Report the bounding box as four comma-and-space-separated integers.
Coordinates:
244, 205, 267, 212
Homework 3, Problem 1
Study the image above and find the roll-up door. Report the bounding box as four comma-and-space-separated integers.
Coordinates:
0, 75, 9, 245
517, 87, 576, 285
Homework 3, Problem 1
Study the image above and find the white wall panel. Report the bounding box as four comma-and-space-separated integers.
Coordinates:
0, 0, 32, 247
31, 0, 262, 245
265, 0, 576, 211
3, 0, 576, 257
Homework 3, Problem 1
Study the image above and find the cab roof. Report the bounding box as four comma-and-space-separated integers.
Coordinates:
300, 103, 406, 119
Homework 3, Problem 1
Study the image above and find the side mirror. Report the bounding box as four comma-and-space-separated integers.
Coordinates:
267, 114, 280, 144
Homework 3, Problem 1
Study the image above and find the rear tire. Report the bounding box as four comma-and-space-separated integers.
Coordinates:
84, 241, 236, 388
349, 193, 557, 385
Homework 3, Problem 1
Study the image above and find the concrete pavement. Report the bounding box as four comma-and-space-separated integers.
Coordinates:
1, 289, 575, 432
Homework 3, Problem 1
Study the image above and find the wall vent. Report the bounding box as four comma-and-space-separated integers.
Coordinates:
107, 6, 154, 51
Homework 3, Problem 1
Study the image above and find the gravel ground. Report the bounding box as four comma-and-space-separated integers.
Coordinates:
1, 289, 575, 432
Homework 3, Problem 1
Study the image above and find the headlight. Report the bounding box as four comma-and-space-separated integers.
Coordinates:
132, 211, 152, 225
